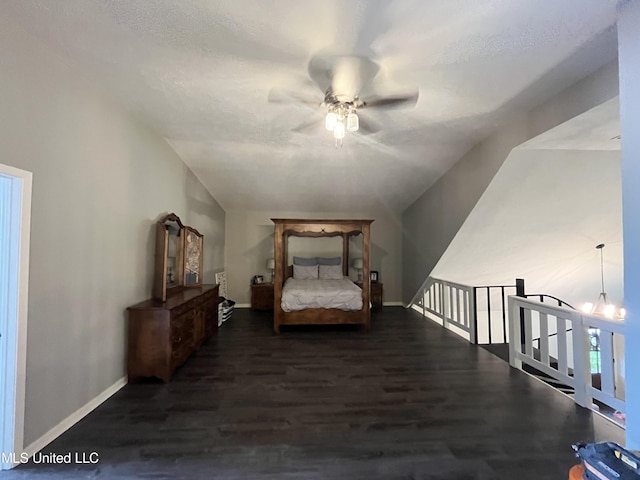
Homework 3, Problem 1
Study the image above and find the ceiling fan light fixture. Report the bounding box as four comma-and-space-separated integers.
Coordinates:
346, 112, 359, 132
325, 112, 338, 131
333, 121, 346, 139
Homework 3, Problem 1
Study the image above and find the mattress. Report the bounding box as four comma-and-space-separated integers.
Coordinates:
281, 277, 363, 312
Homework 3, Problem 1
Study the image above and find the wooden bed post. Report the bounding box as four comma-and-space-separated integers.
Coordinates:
361, 222, 371, 332
342, 233, 349, 277
273, 222, 284, 334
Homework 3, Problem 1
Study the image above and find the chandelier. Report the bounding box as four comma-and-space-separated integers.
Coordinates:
323, 93, 359, 144
325, 105, 359, 139
581, 243, 625, 320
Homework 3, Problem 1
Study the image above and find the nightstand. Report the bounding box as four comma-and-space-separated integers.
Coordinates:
251, 283, 274, 310
357, 282, 383, 309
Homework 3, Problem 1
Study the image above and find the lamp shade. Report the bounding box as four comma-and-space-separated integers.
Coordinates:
352, 258, 363, 269
266, 258, 275, 270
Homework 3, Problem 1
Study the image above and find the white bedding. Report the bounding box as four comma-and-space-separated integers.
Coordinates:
281, 277, 363, 312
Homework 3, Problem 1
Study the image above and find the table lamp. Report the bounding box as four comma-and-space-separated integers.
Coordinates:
266, 258, 275, 283
352, 258, 363, 282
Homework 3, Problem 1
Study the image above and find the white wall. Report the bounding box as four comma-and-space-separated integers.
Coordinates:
618, 0, 640, 449
402, 60, 620, 304
225, 208, 402, 305
0, 18, 225, 447
431, 148, 622, 309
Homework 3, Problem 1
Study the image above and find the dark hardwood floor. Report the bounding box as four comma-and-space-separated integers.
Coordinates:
2, 307, 623, 479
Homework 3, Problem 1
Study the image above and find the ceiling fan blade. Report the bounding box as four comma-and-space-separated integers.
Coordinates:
291, 116, 323, 134
362, 90, 419, 109
308, 54, 380, 97
268, 87, 321, 106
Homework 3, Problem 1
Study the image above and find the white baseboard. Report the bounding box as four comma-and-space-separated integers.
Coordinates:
23, 376, 127, 458
383, 301, 404, 307
236, 302, 403, 309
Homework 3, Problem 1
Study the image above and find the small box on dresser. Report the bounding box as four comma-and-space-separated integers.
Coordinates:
127, 284, 220, 382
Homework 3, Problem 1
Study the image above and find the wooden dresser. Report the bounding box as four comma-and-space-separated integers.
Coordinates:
127, 284, 220, 382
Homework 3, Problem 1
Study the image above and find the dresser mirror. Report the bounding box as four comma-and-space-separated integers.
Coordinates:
152, 213, 206, 301
183, 226, 203, 286
153, 213, 185, 301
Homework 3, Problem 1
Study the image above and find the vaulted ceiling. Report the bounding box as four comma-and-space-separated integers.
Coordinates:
3, 0, 620, 213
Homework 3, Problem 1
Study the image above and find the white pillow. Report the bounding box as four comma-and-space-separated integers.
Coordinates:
319, 264, 343, 280
293, 264, 318, 280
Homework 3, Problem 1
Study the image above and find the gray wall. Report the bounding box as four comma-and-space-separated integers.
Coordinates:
402, 60, 620, 304
225, 208, 403, 306
0, 18, 225, 446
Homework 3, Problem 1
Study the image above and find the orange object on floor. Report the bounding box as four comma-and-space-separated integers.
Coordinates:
569, 464, 585, 480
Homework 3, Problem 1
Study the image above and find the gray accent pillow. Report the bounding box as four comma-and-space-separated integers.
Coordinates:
293, 256, 318, 266
317, 256, 341, 266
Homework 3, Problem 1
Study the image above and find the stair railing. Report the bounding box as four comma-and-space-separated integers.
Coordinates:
412, 277, 526, 345
472, 279, 524, 345
412, 277, 476, 343
508, 295, 625, 414
527, 295, 575, 349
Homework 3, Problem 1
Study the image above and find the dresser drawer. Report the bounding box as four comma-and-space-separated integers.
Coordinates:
171, 311, 194, 347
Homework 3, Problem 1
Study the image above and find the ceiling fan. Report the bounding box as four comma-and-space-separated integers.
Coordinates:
268, 54, 419, 141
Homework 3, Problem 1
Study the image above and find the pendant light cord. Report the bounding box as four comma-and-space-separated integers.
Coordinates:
600, 248, 605, 293
597, 243, 606, 294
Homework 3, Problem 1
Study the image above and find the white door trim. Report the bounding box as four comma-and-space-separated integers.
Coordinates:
0, 163, 32, 470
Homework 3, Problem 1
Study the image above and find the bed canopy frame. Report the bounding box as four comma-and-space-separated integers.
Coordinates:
272, 219, 374, 334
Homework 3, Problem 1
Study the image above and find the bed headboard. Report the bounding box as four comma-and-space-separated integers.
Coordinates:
285, 265, 293, 280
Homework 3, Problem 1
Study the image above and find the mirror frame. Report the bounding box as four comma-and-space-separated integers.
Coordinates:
153, 213, 186, 301
182, 226, 204, 287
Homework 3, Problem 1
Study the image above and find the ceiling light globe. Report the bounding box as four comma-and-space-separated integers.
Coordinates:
581, 303, 593, 314
325, 112, 338, 131
333, 121, 346, 139
346, 112, 359, 132
604, 304, 616, 318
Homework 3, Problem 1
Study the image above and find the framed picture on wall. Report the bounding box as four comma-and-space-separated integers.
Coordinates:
370, 271, 379, 282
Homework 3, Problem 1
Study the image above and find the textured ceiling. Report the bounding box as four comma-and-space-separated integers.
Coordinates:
3, 0, 620, 213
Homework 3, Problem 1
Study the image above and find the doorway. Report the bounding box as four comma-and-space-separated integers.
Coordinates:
0, 164, 31, 470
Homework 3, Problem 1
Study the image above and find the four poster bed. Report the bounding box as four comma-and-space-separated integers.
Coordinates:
272, 219, 374, 334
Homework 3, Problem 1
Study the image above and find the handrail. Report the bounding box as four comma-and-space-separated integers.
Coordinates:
526, 295, 576, 346
524, 293, 575, 310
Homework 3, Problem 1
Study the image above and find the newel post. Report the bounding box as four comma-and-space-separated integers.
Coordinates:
515, 278, 526, 348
